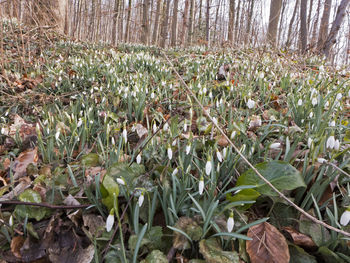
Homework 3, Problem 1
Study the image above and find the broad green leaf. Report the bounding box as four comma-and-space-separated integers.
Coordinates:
317, 247, 346, 263
199, 238, 240, 263
289, 244, 317, 263
101, 174, 119, 210
140, 250, 167, 263
81, 153, 100, 167
236, 161, 306, 196
14, 189, 48, 221
226, 188, 260, 210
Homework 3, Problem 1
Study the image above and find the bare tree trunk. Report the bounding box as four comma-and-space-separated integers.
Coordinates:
124, 0, 132, 42
267, 0, 282, 46
307, 0, 313, 33
311, 0, 321, 47
160, 0, 170, 48
300, 0, 308, 52
171, 0, 179, 46
213, 0, 221, 43
152, 0, 161, 45
228, 0, 235, 43
198, 0, 203, 31
141, 0, 149, 44
187, 0, 195, 45
245, 0, 254, 45
234, 0, 241, 43
205, 0, 210, 46
322, 0, 350, 57
285, 0, 299, 48
180, 0, 190, 46
317, 0, 332, 50
112, 0, 120, 45
277, 0, 287, 46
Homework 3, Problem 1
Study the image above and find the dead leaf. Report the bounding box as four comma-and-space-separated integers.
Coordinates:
0, 178, 31, 202
247, 222, 290, 263
13, 147, 38, 179
217, 135, 229, 147
2, 115, 36, 141
83, 214, 104, 237
282, 226, 316, 248
63, 194, 81, 206
11, 236, 25, 258
133, 123, 148, 139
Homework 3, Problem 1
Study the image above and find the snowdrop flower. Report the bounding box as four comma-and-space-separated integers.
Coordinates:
340, 208, 350, 226
222, 148, 227, 158
172, 168, 179, 176
329, 120, 335, 127
269, 143, 281, 149
334, 139, 340, 151
111, 137, 115, 146
163, 123, 169, 131
184, 122, 187, 132
172, 140, 177, 146
212, 117, 218, 126
307, 138, 313, 148
122, 129, 127, 143
106, 209, 115, 232
205, 158, 212, 175
153, 123, 157, 133
77, 118, 83, 127
138, 193, 144, 207
247, 99, 255, 109
317, 158, 327, 164
297, 99, 303, 106
216, 150, 223, 163
311, 97, 318, 106
309, 112, 313, 118
55, 129, 61, 140
9, 215, 13, 227
167, 146, 173, 160
336, 93, 342, 100
227, 211, 234, 232
199, 176, 204, 195
230, 131, 237, 139
136, 154, 141, 164
186, 144, 191, 155
326, 135, 335, 149
116, 177, 126, 185
324, 101, 329, 108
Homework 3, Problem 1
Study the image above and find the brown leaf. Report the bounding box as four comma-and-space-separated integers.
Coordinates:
13, 147, 38, 179
217, 135, 229, 147
11, 236, 25, 258
282, 226, 316, 248
247, 222, 290, 263
2, 115, 36, 141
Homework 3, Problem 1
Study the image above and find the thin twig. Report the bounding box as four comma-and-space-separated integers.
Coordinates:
326, 161, 350, 179
162, 52, 350, 238
0, 200, 91, 209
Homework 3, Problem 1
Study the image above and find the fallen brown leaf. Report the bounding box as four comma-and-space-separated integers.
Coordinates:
13, 147, 38, 179
282, 226, 316, 248
11, 236, 25, 258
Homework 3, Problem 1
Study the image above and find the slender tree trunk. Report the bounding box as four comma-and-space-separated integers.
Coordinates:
317, 0, 332, 50
285, 0, 299, 48
228, 0, 235, 43
311, 0, 321, 47
187, 0, 195, 45
160, 0, 170, 48
277, 0, 287, 46
141, 0, 149, 44
152, 0, 161, 45
198, 0, 203, 31
245, 0, 254, 45
267, 0, 282, 46
307, 0, 313, 33
111, 0, 120, 45
234, 0, 241, 43
171, 0, 179, 46
322, 0, 350, 57
205, 0, 210, 46
124, 0, 132, 42
180, 0, 190, 46
300, 0, 308, 52
213, 0, 221, 43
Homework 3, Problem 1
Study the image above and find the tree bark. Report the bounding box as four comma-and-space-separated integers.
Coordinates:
285, 0, 299, 48
267, 0, 282, 46
311, 0, 321, 47
111, 0, 120, 45
171, 0, 179, 46
245, 0, 254, 45
180, 0, 190, 46
159, 0, 171, 48
124, 0, 132, 42
205, 0, 210, 46
228, 0, 235, 43
317, 0, 332, 50
141, 0, 149, 44
187, 0, 195, 45
234, 0, 241, 42
300, 0, 308, 52
322, 0, 350, 57
152, 0, 161, 45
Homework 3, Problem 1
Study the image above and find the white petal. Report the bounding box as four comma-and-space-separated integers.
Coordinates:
136, 154, 141, 164
317, 158, 327, 164
307, 138, 313, 148
247, 99, 255, 109
123, 129, 127, 143
326, 136, 335, 149
9, 215, 13, 227
216, 151, 223, 163
199, 180, 204, 195
117, 178, 125, 185
334, 139, 340, 151
186, 145, 191, 155
167, 147, 173, 160
340, 210, 350, 226
172, 168, 178, 176
138, 194, 144, 207
205, 161, 212, 175
269, 143, 281, 149
227, 217, 234, 232
297, 99, 303, 106
106, 214, 114, 232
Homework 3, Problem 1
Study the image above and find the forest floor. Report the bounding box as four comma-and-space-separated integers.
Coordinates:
0, 19, 350, 263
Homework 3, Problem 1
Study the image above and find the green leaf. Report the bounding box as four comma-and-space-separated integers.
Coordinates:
199, 238, 240, 263
236, 161, 306, 196
81, 153, 100, 167
14, 189, 48, 221
317, 247, 346, 263
226, 189, 260, 210
101, 174, 119, 210
140, 250, 168, 263
289, 244, 317, 263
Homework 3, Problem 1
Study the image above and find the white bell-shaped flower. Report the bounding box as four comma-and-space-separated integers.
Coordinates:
227, 212, 234, 232
199, 177, 204, 195
247, 99, 255, 109
326, 135, 335, 149
205, 159, 212, 176
106, 209, 115, 232
138, 193, 144, 207
216, 151, 223, 163
136, 154, 142, 164
167, 146, 173, 160
340, 209, 350, 226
